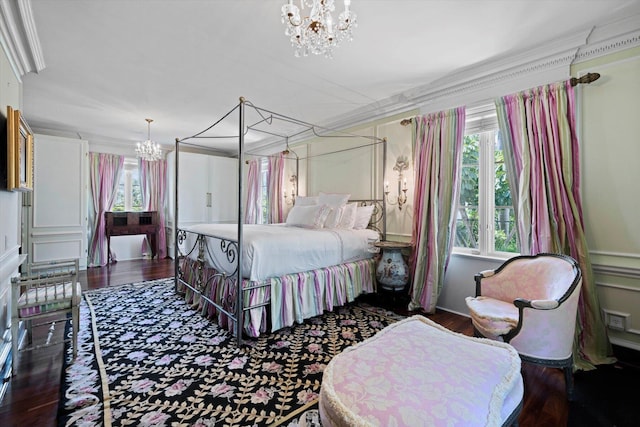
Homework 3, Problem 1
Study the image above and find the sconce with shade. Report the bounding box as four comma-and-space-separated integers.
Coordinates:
385, 155, 410, 210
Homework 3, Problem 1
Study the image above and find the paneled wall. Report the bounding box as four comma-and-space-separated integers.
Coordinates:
0, 38, 23, 398
574, 47, 640, 350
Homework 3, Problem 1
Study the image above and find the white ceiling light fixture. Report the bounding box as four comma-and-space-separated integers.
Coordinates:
136, 118, 162, 161
281, 0, 357, 58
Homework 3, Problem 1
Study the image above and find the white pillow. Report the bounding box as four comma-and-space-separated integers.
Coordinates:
294, 195, 319, 206
324, 206, 345, 229
337, 202, 358, 229
285, 204, 330, 229
319, 192, 350, 228
353, 205, 375, 229
318, 192, 350, 207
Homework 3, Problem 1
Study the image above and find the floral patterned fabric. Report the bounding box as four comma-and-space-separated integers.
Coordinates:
319, 315, 523, 427
58, 278, 402, 426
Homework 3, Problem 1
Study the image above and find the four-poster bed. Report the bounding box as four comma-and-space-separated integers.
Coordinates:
173, 98, 387, 345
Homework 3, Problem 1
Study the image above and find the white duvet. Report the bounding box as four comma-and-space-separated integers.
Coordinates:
181, 223, 379, 281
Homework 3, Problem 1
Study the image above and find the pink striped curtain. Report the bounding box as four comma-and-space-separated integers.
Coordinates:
409, 107, 465, 313
245, 159, 261, 224
139, 158, 168, 259
495, 81, 614, 369
88, 152, 124, 267
267, 153, 285, 223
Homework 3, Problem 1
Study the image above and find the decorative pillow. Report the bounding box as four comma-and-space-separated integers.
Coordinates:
318, 192, 350, 228
294, 195, 319, 206
324, 206, 345, 229
285, 204, 330, 229
353, 205, 375, 229
337, 202, 358, 229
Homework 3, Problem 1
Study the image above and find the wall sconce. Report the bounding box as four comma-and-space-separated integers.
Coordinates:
284, 174, 297, 206
385, 156, 409, 210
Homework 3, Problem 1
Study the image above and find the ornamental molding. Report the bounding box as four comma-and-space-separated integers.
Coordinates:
0, 0, 45, 80
325, 14, 640, 131
575, 14, 640, 63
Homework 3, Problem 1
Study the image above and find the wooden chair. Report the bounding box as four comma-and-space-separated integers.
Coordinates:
465, 253, 582, 399
11, 258, 81, 375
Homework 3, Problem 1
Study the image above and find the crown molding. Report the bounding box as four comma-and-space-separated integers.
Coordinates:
0, 0, 45, 80
575, 13, 640, 63
322, 13, 640, 133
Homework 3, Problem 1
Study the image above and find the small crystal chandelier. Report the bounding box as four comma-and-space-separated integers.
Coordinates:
281, 0, 357, 58
136, 118, 162, 161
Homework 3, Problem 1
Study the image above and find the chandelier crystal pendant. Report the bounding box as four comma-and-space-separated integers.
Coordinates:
281, 0, 357, 58
135, 118, 162, 161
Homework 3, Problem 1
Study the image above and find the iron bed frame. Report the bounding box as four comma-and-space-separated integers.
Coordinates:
173, 97, 388, 346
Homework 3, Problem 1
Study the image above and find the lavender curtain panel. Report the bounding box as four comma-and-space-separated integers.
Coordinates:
267, 153, 285, 223
409, 107, 465, 313
139, 158, 168, 259
87, 152, 124, 267
245, 159, 261, 224
495, 81, 614, 370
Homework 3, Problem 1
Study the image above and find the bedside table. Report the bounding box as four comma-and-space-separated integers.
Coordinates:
373, 241, 412, 291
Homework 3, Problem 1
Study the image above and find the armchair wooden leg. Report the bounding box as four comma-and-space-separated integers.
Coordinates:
564, 365, 575, 401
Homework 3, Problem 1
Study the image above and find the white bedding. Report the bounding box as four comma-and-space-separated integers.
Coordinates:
181, 223, 379, 281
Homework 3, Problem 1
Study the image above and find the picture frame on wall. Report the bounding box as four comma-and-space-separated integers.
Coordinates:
6, 106, 34, 192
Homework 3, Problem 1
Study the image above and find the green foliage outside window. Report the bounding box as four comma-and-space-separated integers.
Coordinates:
455, 133, 518, 253
112, 169, 143, 212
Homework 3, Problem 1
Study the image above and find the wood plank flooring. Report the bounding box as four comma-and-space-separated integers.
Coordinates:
0, 258, 633, 426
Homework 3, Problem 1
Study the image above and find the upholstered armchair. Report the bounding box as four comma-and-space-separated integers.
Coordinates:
465, 253, 582, 399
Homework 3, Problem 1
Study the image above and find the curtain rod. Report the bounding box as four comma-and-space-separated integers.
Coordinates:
399, 72, 601, 126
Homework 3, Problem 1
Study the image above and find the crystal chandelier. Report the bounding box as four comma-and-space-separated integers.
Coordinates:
136, 118, 162, 161
281, 0, 357, 58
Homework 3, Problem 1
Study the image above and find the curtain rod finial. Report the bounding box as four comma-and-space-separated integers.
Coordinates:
570, 72, 600, 87
400, 118, 413, 126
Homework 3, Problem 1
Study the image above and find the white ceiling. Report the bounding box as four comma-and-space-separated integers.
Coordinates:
19, 0, 640, 154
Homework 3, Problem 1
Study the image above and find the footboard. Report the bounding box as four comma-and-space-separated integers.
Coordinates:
175, 228, 271, 345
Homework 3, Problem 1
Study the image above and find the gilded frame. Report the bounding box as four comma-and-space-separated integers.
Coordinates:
7, 106, 33, 191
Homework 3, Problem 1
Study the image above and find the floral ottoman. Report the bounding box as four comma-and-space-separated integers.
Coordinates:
319, 315, 523, 427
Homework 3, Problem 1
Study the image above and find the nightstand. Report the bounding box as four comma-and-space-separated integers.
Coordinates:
373, 241, 412, 291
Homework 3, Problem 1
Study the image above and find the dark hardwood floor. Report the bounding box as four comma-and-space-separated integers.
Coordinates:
0, 258, 637, 426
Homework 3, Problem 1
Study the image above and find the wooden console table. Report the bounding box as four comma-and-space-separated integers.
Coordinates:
105, 211, 159, 264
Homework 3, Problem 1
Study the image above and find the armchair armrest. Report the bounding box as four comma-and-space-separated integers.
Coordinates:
513, 298, 559, 310
478, 269, 496, 278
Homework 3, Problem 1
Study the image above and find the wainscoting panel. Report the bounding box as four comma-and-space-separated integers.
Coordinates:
31, 237, 83, 263
592, 251, 640, 350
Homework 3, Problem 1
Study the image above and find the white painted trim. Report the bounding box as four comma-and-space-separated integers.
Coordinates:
574, 14, 640, 64
433, 305, 470, 319
592, 264, 640, 279
610, 337, 640, 351
30, 230, 83, 237
0, 0, 44, 79
596, 281, 640, 293
590, 250, 640, 260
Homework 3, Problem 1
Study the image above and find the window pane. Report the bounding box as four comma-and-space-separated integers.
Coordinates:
455, 206, 479, 249
456, 134, 480, 249
131, 172, 143, 212
113, 181, 125, 212
493, 132, 518, 253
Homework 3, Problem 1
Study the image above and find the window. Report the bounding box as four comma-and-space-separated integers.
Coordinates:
258, 157, 269, 224
112, 159, 143, 212
454, 106, 518, 256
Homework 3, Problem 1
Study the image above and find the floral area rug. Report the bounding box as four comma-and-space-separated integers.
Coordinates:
58, 278, 404, 426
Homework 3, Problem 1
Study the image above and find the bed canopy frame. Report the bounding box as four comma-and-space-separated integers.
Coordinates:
173, 97, 388, 345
